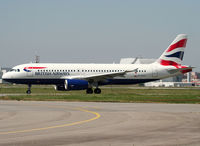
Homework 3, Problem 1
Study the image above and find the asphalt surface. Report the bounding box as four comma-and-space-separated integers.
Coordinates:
0, 101, 200, 146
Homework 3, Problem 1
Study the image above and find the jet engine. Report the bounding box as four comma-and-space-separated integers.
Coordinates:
55, 79, 88, 91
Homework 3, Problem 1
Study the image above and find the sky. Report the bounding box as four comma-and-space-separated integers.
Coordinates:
0, 0, 200, 71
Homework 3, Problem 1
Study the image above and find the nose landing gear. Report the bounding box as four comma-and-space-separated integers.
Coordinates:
26, 84, 31, 94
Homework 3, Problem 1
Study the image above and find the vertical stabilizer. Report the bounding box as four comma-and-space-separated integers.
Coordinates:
157, 34, 187, 67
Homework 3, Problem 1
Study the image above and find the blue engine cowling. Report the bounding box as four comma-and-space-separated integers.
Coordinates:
55, 79, 89, 91
66, 79, 88, 90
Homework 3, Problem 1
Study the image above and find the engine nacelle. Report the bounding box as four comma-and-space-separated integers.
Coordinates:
55, 79, 88, 91
66, 79, 89, 90
54, 84, 66, 91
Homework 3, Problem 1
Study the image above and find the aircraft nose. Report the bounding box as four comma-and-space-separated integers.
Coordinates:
2, 72, 11, 79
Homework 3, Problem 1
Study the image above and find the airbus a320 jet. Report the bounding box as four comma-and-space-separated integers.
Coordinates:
3, 34, 193, 94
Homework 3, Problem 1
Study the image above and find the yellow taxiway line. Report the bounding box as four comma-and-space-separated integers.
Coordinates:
0, 107, 101, 135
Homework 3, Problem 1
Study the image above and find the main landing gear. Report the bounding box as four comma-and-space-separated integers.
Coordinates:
94, 88, 101, 94
86, 88, 101, 94
26, 84, 31, 94
86, 82, 101, 94
86, 88, 93, 94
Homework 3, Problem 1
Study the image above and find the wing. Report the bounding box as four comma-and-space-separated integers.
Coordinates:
62, 68, 138, 82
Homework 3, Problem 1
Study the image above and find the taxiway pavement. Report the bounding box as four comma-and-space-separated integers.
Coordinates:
0, 101, 200, 146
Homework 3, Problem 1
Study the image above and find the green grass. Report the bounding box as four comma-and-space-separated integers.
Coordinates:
0, 84, 200, 103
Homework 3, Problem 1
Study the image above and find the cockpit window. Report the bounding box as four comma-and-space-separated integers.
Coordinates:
9, 69, 20, 72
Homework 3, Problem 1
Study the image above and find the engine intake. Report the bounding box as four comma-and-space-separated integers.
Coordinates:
55, 79, 88, 91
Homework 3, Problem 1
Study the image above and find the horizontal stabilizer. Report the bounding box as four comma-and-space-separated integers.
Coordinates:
167, 66, 194, 74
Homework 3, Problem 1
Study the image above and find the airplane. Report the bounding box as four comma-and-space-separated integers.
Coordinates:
2, 34, 193, 94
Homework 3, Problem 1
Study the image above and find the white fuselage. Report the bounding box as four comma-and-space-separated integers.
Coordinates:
2, 34, 192, 94
2, 63, 179, 86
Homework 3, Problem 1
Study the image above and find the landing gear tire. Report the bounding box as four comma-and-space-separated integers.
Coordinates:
94, 88, 101, 94
86, 88, 93, 94
26, 90, 31, 94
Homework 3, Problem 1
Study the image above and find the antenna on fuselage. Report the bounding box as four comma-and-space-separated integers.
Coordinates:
35, 55, 40, 63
